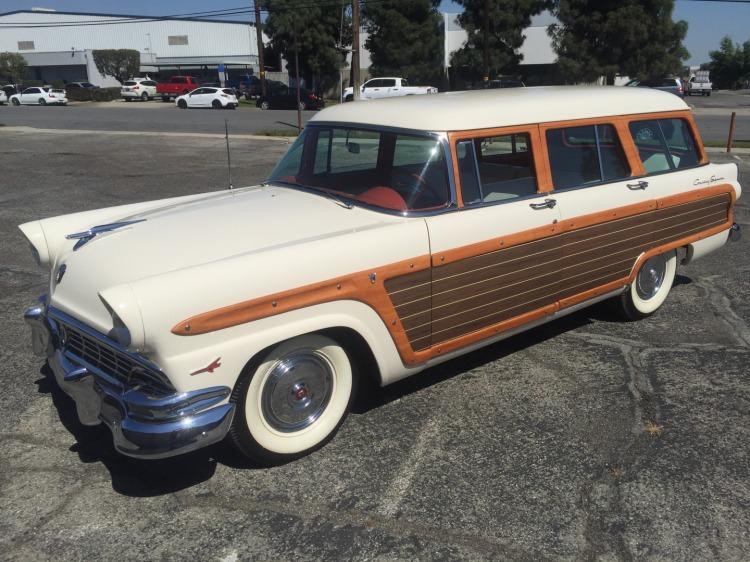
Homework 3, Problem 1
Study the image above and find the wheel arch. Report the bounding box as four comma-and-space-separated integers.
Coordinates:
156, 300, 415, 395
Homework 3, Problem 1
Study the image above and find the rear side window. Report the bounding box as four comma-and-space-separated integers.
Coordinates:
546, 124, 630, 190
629, 118, 700, 173
124, 81, 137, 86
458, 132, 537, 204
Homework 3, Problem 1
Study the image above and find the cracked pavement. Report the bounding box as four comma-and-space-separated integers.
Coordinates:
0, 129, 748, 561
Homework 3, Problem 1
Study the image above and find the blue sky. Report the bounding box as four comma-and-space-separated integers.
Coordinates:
2, 0, 749, 65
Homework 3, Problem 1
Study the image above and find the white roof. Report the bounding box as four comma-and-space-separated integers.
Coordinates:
311, 86, 689, 132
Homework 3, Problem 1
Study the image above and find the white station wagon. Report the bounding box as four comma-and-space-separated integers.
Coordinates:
22, 87, 742, 465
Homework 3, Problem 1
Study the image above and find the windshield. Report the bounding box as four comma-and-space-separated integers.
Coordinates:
267, 125, 452, 213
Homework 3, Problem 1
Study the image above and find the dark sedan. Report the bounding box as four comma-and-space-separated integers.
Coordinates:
256, 85, 324, 110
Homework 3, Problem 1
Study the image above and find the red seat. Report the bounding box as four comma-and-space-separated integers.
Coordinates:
357, 186, 408, 211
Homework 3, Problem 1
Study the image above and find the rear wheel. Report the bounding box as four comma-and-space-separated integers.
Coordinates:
177, 99, 188, 109
297, 100, 307, 111
345, 94, 353, 102
141, 92, 148, 101
228, 334, 356, 466
618, 250, 677, 320
38, 98, 46, 105
212, 99, 222, 109
124, 97, 131, 102
259, 100, 270, 110
161, 96, 169, 102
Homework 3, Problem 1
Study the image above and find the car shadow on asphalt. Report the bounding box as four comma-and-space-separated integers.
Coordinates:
33, 291, 675, 496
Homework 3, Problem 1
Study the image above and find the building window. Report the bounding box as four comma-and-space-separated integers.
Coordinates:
17, 41, 35, 50
168, 35, 189, 46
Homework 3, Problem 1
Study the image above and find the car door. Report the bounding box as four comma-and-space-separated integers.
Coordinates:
537, 120, 651, 305
187, 88, 207, 107
424, 126, 562, 350
21, 88, 39, 104
380, 78, 397, 97
361, 79, 382, 100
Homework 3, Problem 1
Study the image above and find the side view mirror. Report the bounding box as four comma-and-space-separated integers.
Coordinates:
347, 142, 360, 154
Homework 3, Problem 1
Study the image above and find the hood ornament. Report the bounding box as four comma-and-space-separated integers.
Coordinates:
66, 219, 146, 251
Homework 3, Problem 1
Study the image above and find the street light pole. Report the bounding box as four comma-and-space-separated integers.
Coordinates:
351, 0, 361, 101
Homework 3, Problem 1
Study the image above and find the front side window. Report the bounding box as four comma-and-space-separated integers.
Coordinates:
629, 118, 700, 173
268, 126, 451, 212
546, 124, 630, 190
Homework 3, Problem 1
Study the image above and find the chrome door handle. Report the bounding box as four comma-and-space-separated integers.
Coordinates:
627, 180, 648, 190
529, 198, 557, 210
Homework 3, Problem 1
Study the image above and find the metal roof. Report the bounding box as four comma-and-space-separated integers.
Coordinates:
0, 10, 255, 26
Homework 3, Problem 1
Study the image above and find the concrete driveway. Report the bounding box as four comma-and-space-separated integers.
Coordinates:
1, 129, 748, 560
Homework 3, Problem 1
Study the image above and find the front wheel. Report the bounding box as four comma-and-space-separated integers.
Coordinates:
618, 250, 677, 320
259, 100, 270, 110
12, 98, 20, 106
297, 100, 307, 111
228, 334, 356, 466
177, 99, 187, 109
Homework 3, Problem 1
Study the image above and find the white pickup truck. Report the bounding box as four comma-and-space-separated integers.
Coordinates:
686, 71, 712, 96
343, 77, 437, 102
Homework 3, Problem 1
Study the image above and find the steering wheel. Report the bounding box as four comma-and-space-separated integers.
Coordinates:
391, 172, 430, 207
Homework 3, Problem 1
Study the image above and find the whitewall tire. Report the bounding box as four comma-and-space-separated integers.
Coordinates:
229, 333, 356, 465
620, 250, 677, 320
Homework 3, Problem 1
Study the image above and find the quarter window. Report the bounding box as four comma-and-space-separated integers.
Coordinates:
629, 118, 700, 173
546, 124, 630, 190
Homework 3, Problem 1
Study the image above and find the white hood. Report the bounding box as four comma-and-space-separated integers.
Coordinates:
40, 185, 404, 335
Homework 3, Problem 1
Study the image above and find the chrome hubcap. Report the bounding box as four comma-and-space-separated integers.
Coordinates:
636, 254, 667, 300
260, 351, 333, 433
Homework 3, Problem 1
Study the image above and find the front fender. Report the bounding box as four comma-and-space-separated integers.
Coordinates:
152, 300, 421, 394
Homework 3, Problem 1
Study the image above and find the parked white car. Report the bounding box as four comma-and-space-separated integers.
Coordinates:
121, 78, 158, 101
20, 87, 742, 465
343, 77, 437, 101
175, 87, 238, 109
10, 87, 67, 106
0, 90, 6, 105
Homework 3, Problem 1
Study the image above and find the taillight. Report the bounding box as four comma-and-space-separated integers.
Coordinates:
133, 85, 139, 90
49, 94, 56, 98
220, 94, 228, 98
308, 94, 316, 100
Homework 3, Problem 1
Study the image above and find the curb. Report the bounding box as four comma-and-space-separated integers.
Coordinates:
705, 146, 750, 155
0, 125, 297, 142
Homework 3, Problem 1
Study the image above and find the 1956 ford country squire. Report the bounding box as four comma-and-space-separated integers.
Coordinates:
22, 87, 742, 464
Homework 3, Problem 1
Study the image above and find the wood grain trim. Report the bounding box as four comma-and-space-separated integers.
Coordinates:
172, 254, 434, 364
171, 183, 734, 368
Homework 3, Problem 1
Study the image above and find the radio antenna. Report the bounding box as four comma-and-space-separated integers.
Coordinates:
225, 118, 234, 190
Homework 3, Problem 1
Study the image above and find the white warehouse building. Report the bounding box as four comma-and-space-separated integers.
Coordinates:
0, 8, 560, 89
0, 9, 265, 87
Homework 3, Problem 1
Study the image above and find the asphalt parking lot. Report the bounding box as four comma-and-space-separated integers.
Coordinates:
0, 89, 748, 141
1, 128, 749, 561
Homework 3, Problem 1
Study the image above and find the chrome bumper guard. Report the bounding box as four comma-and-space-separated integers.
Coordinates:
24, 303, 235, 459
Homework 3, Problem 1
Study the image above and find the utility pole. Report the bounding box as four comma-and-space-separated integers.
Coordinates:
254, 0, 267, 96
294, 16, 302, 132
483, 0, 490, 84
351, 0, 361, 100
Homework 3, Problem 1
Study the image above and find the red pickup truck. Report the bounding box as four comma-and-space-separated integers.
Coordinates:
157, 76, 200, 101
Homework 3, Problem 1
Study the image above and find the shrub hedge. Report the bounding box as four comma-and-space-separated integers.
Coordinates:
66, 87, 121, 102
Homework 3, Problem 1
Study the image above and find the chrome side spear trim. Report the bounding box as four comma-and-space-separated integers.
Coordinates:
65, 219, 146, 251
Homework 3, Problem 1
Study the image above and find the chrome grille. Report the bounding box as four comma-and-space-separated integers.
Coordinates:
59, 322, 137, 384
51, 311, 173, 396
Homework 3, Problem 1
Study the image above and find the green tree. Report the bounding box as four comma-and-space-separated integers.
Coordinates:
549, 0, 689, 85
363, 0, 443, 85
264, 0, 349, 92
91, 49, 140, 84
0, 52, 28, 83
708, 36, 750, 89
450, 0, 552, 83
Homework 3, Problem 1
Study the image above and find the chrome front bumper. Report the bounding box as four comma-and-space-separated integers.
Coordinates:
24, 303, 235, 459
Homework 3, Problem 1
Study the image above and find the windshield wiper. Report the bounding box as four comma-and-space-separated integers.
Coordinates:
269, 180, 354, 209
